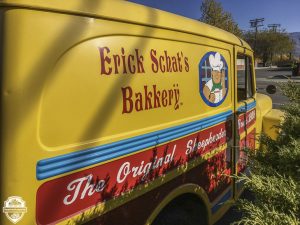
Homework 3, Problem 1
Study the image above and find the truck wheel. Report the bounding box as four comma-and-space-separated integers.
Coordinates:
152, 206, 206, 225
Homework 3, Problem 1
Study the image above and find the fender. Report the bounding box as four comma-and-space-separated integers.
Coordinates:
262, 109, 284, 140
256, 93, 284, 142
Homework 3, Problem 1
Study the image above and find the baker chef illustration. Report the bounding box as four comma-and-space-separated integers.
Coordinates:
203, 52, 226, 104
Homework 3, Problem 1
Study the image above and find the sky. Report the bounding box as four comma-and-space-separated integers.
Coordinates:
128, 0, 300, 33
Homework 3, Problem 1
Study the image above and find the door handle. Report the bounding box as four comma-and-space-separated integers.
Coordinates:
236, 108, 247, 115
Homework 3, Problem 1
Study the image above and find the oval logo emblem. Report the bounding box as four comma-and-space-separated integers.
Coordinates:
199, 51, 228, 107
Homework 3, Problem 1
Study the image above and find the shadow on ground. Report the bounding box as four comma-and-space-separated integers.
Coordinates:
215, 190, 255, 225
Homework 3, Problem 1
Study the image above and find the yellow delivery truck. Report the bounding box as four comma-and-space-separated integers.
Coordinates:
0, 1, 283, 225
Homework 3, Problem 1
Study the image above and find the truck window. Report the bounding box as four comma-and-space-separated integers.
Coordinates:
237, 55, 253, 101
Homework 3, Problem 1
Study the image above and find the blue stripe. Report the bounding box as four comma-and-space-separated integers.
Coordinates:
237, 100, 256, 113
211, 189, 232, 214
37, 110, 233, 180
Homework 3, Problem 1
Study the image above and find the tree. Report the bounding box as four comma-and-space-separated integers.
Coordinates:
199, 0, 242, 37
244, 29, 295, 65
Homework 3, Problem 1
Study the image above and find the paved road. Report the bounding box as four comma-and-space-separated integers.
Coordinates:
255, 67, 299, 109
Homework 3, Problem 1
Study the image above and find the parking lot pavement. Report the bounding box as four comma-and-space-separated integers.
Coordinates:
255, 68, 296, 109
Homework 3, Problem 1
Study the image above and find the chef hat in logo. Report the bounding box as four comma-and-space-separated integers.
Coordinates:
209, 52, 223, 72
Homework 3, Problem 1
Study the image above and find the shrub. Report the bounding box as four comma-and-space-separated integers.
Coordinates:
232, 81, 300, 225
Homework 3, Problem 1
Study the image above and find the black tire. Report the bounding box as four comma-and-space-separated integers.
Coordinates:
152, 205, 206, 225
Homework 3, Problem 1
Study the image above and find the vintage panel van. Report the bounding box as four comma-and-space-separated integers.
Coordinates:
0, 1, 283, 225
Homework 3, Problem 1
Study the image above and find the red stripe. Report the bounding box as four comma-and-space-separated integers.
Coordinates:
36, 121, 231, 225
238, 108, 256, 134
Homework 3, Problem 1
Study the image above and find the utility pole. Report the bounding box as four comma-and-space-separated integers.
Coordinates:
268, 24, 281, 32
250, 18, 264, 57
267, 24, 281, 65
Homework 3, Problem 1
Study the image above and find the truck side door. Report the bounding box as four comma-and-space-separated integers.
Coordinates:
234, 48, 256, 197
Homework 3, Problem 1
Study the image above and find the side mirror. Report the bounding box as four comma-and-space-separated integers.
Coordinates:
266, 85, 276, 94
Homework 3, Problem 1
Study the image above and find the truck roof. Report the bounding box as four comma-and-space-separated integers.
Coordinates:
0, 0, 252, 50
